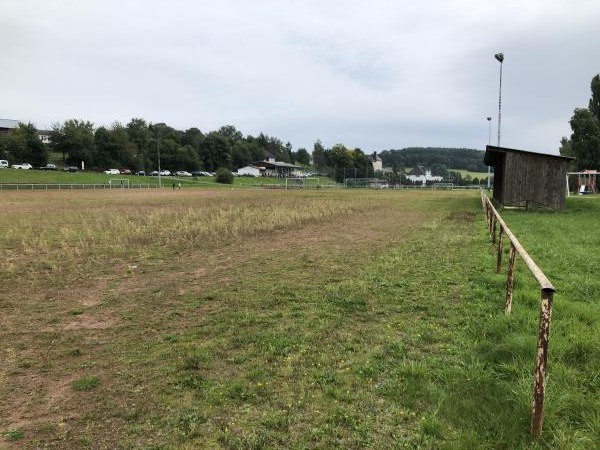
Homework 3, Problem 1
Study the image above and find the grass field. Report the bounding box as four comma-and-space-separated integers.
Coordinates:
449, 169, 489, 181
1, 188, 599, 449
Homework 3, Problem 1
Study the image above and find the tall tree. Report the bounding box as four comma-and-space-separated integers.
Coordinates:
563, 74, 600, 170
217, 125, 243, 145
589, 74, 600, 121
569, 108, 600, 170
199, 132, 232, 170
6, 123, 47, 166
312, 140, 327, 172
558, 136, 577, 171
52, 119, 95, 167
0, 133, 7, 159
127, 118, 153, 170
294, 148, 311, 166
94, 122, 137, 169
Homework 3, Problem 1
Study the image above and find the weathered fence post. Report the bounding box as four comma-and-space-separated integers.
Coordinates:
531, 289, 554, 437
496, 225, 504, 273
504, 243, 516, 314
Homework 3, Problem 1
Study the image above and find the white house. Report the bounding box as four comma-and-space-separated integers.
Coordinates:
236, 165, 262, 177
371, 152, 383, 172
406, 166, 443, 185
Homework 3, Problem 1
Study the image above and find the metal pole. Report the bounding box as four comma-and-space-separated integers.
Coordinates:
495, 53, 504, 147
487, 117, 492, 188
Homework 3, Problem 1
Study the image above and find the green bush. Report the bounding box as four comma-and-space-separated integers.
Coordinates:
72, 375, 100, 391
215, 167, 234, 184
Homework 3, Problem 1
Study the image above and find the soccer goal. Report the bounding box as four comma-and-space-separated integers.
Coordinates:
108, 179, 130, 189
344, 178, 389, 189
285, 177, 321, 189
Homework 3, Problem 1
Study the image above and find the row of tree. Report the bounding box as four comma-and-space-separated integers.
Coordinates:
0, 119, 312, 173
560, 74, 600, 170
1, 118, 487, 183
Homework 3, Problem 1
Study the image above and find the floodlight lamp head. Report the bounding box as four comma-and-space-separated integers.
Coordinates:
494, 53, 504, 63
487, 117, 492, 121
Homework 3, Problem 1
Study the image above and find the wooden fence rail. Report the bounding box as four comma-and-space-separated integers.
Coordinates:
481, 192, 556, 438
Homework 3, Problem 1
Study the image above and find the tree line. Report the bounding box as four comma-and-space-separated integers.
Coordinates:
380, 148, 487, 176
560, 74, 600, 170
0, 119, 312, 173
1, 117, 487, 182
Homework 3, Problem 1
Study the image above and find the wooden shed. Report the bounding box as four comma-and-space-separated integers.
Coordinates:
484, 146, 573, 210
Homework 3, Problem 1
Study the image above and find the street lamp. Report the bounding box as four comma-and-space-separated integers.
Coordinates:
487, 116, 492, 188
494, 52, 504, 147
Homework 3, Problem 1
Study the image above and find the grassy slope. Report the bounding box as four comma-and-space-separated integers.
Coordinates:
0, 189, 597, 449
449, 169, 489, 180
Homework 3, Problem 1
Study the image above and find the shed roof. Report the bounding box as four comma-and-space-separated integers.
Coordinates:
254, 160, 299, 169
484, 145, 573, 165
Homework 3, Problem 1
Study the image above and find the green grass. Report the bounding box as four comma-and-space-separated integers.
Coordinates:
450, 168, 490, 180
3, 429, 25, 441
1, 189, 600, 448
72, 375, 101, 391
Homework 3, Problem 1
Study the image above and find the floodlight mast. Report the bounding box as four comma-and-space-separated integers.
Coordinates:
487, 116, 492, 188
494, 52, 504, 147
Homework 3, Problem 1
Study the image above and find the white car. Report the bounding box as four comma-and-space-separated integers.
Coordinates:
12, 163, 32, 169
104, 168, 120, 175
0, 160, 8, 168
175, 171, 192, 177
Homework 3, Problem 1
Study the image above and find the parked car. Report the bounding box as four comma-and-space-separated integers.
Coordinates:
120, 169, 132, 175
104, 168, 120, 175
135, 170, 146, 176
12, 163, 32, 169
40, 164, 57, 171
174, 171, 192, 177
149, 170, 159, 176
159, 170, 171, 176
0, 160, 8, 169
64, 166, 79, 172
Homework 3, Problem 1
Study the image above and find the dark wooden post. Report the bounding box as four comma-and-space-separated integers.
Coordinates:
496, 226, 504, 273
504, 243, 516, 314
531, 289, 554, 437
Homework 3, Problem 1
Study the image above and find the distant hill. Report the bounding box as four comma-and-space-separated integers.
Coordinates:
379, 148, 487, 172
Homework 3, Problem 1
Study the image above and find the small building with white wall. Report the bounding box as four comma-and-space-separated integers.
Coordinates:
236, 165, 262, 177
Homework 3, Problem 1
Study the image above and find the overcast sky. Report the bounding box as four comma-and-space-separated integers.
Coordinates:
2, 0, 599, 155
